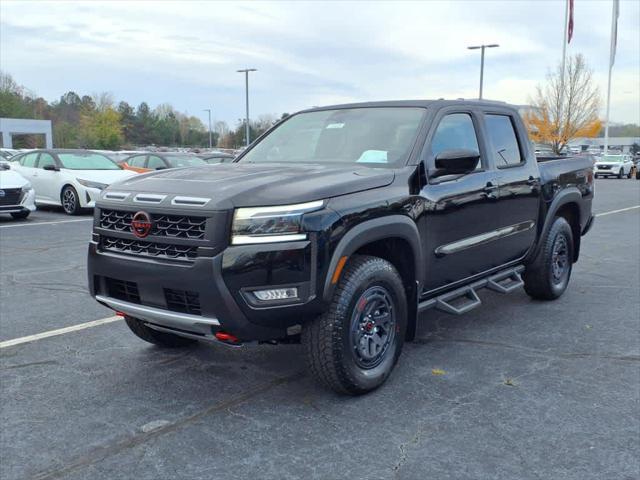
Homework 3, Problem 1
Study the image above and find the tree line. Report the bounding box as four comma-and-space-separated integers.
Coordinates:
0, 72, 282, 150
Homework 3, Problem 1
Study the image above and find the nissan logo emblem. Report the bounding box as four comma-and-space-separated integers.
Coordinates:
131, 211, 153, 238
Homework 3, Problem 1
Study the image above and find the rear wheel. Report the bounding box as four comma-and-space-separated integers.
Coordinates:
302, 255, 407, 395
61, 186, 81, 215
10, 211, 29, 219
124, 315, 197, 348
524, 216, 574, 300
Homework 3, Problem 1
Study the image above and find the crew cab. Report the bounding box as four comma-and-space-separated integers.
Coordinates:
88, 100, 594, 395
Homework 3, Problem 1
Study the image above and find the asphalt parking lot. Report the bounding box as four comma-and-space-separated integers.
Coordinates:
1, 180, 639, 480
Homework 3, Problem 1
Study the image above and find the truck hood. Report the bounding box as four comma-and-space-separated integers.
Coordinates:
108, 163, 394, 208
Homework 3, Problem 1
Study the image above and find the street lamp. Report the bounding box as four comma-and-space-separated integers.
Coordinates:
237, 68, 257, 146
467, 44, 499, 100
203, 108, 212, 149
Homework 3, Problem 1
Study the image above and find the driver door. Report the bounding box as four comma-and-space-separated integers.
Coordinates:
419, 109, 502, 294
34, 153, 61, 202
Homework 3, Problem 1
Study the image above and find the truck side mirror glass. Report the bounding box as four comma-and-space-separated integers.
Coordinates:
434, 149, 480, 175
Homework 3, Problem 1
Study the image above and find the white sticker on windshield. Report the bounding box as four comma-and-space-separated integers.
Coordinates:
326, 123, 345, 129
357, 150, 388, 163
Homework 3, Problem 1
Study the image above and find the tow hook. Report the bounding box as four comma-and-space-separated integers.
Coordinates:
214, 331, 243, 347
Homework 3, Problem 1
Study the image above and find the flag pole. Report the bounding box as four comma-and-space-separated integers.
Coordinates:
558, 0, 569, 151
603, 0, 618, 155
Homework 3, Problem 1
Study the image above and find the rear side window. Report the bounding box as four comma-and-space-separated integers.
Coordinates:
128, 155, 147, 168
485, 115, 523, 167
21, 153, 39, 167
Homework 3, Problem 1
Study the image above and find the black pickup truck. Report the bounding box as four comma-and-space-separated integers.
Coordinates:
88, 100, 594, 394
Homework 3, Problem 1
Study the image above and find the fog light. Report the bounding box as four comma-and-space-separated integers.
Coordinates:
253, 288, 298, 301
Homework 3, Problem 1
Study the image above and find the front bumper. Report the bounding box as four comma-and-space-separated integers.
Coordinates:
0, 188, 36, 214
88, 237, 325, 342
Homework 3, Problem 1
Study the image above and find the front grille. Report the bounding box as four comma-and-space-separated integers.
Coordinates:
164, 288, 202, 315
100, 236, 198, 261
106, 278, 140, 304
598, 165, 611, 170
0, 188, 22, 206
99, 209, 207, 239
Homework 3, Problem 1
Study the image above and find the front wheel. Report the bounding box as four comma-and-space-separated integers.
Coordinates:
302, 255, 407, 395
524, 216, 574, 300
617, 168, 624, 179
61, 186, 81, 215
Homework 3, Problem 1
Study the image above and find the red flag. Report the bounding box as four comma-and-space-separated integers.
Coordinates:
567, 0, 574, 43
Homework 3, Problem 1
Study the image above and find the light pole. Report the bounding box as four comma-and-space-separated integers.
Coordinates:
237, 68, 257, 146
203, 108, 212, 148
467, 44, 499, 99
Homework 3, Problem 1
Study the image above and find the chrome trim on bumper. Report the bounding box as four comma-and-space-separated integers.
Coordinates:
95, 295, 220, 336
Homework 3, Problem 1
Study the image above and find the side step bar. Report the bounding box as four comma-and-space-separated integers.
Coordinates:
418, 266, 525, 316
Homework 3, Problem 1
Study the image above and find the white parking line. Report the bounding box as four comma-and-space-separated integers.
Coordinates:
0, 218, 93, 229
595, 205, 640, 217
0, 316, 122, 349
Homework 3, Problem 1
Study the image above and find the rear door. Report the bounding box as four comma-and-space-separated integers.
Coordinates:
419, 108, 503, 293
482, 110, 540, 264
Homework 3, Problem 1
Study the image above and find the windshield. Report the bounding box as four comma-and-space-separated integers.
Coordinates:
601, 155, 624, 163
58, 153, 121, 170
165, 155, 207, 167
239, 107, 426, 167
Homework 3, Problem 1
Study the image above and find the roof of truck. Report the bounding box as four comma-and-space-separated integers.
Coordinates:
304, 99, 517, 112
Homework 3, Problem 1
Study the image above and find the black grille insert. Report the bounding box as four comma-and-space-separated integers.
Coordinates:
100, 236, 198, 261
164, 288, 202, 315
106, 278, 140, 304
0, 188, 22, 206
99, 209, 207, 239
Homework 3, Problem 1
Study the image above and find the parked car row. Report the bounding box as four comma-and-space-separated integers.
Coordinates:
0, 148, 237, 219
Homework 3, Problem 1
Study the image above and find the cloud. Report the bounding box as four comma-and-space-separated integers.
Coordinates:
1, 0, 638, 126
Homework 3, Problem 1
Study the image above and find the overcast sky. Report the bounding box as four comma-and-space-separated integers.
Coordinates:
1, 0, 638, 128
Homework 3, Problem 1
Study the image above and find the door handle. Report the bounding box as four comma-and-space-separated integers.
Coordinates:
526, 176, 538, 186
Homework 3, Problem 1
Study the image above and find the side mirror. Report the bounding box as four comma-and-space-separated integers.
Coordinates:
434, 149, 480, 175
43, 164, 60, 171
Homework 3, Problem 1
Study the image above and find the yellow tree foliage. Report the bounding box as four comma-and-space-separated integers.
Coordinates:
524, 54, 602, 154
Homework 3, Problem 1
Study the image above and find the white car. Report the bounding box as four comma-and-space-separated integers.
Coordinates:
11, 150, 137, 215
594, 154, 635, 179
0, 162, 36, 219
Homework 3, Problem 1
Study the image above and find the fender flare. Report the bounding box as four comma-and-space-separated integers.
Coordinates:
322, 215, 424, 302
526, 187, 584, 263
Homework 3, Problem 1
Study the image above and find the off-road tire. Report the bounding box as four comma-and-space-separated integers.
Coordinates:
124, 315, 197, 348
523, 216, 574, 300
10, 211, 30, 219
61, 185, 81, 215
302, 255, 407, 395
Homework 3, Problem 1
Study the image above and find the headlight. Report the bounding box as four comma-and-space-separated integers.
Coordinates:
231, 200, 324, 245
77, 179, 108, 190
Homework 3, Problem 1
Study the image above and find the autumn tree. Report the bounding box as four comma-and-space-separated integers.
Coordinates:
524, 54, 601, 154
